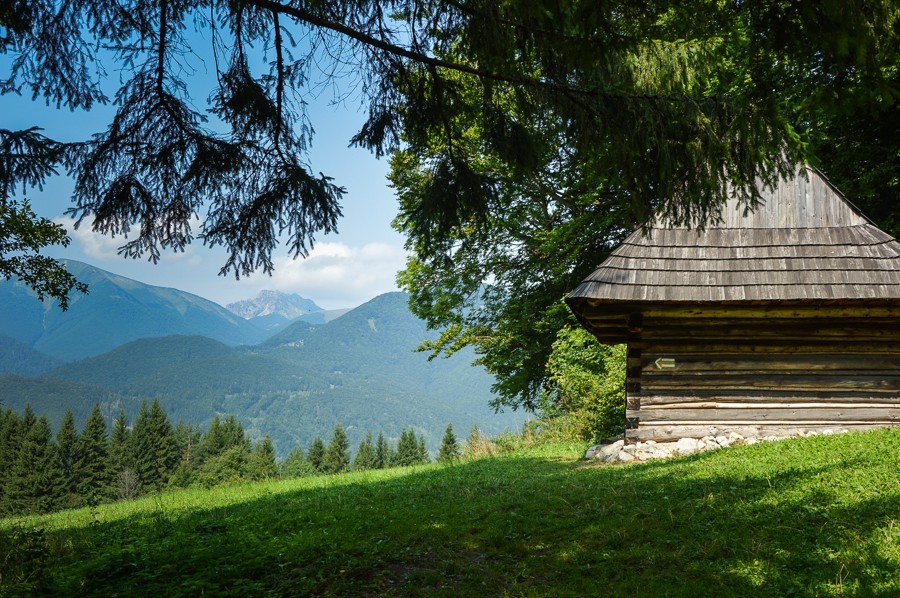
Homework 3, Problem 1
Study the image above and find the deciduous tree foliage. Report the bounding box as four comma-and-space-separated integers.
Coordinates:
280, 446, 315, 478
0, 128, 87, 308
3, 0, 893, 306
542, 329, 626, 441
389, 3, 898, 411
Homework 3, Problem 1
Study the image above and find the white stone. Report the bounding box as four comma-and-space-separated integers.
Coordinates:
648, 446, 675, 460
618, 450, 636, 462
586, 439, 625, 462
675, 437, 701, 455
728, 432, 745, 444
745, 437, 758, 445
584, 444, 603, 459
715, 435, 729, 447
703, 441, 721, 452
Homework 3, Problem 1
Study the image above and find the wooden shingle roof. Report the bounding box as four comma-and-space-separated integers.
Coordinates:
568, 167, 900, 308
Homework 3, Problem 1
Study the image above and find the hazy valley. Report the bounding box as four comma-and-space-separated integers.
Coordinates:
0, 261, 518, 455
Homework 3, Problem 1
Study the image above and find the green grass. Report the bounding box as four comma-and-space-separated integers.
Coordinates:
3, 429, 900, 596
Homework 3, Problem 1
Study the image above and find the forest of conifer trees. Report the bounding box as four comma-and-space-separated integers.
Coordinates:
0, 402, 462, 517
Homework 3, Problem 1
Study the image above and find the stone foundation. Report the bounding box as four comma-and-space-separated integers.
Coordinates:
584, 429, 850, 463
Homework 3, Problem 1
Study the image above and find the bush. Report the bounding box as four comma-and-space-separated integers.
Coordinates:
0, 524, 50, 593
463, 426, 497, 459
542, 327, 626, 442
197, 445, 249, 488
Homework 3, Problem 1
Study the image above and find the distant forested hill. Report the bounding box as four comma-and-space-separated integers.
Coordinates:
0, 260, 268, 360
0, 374, 133, 427
0, 336, 61, 376
4, 293, 518, 455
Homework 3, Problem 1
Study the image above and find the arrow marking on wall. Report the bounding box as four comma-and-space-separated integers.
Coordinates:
655, 357, 676, 369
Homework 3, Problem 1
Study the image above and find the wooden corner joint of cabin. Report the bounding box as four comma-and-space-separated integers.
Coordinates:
625, 313, 644, 442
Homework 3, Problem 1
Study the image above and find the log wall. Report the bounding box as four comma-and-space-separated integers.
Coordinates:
623, 306, 900, 442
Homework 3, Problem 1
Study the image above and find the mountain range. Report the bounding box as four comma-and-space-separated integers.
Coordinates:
226, 290, 350, 332
0, 260, 267, 361
0, 261, 518, 455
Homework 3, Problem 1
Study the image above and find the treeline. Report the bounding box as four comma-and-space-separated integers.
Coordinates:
0, 401, 464, 518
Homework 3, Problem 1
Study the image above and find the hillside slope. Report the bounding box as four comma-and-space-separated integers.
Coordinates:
0, 336, 61, 376
0, 260, 267, 361
6, 429, 899, 595
16, 293, 516, 453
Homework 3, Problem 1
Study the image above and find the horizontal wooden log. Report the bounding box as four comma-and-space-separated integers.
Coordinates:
642, 374, 900, 392
640, 354, 900, 373
643, 327, 900, 341
627, 423, 888, 443
639, 306, 900, 320
645, 401, 900, 410
641, 390, 900, 406
632, 407, 900, 423
643, 343, 900, 355
643, 317, 900, 329
643, 369, 900, 380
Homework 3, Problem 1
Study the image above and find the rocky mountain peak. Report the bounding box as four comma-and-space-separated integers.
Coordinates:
226, 290, 322, 320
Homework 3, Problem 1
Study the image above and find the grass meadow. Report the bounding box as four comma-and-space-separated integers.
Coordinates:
3, 429, 899, 596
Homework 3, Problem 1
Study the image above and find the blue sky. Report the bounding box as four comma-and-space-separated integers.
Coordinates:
2, 38, 407, 310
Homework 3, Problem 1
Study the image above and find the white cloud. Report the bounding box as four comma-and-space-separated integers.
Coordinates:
55, 217, 124, 262
54, 217, 406, 309
56, 216, 203, 266
244, 241, 407, 308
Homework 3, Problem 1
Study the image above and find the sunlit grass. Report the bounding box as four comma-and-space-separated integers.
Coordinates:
3, 431, 899, 595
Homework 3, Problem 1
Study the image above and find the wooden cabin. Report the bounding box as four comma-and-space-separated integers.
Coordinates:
566, 167, 900, 443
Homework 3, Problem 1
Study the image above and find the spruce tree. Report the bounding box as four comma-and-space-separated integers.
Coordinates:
130, 400, 177, 493
7, 416, 63, 514
221, 415, 250, 452
322, 424, 350, 474
247, 436, 278, 481
170, 421, 202, 487
199, 414, 248, 465
56, 410, 80, 506
149, 400, 177, 488
21, 404, 36, 432
374, 432, 389, 469
198, 414, 224, 464
395, 428, 419, 467
129, 401, 154, 492
417, 434, 430, 465
108, 409, 134, 498
352, 432, 378, 471
438, 423, 461, 464
76, 404, 111, 502
197, 445, 248, 487
0, 409, 21, 514
307, 437, 325, 472
280, 447, 315, 478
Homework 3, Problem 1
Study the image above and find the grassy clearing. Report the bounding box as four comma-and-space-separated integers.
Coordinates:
2, 430, 899, 596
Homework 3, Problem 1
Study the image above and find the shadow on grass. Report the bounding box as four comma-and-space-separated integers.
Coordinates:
9, 430, 900, 596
